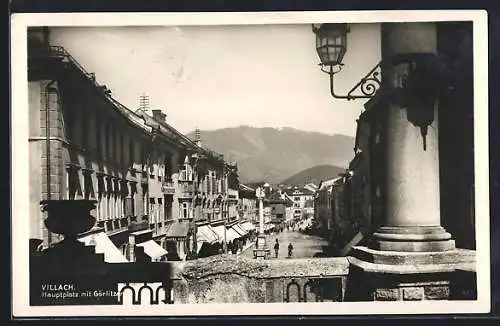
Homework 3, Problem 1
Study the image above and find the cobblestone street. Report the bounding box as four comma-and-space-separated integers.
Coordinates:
241, 229, 328, 259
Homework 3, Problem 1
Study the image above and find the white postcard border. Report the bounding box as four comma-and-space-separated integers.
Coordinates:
11, 10, 490, 317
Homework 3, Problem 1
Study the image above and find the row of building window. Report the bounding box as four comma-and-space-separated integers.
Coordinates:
180, 165, 226, 196
68, 107, 180, 180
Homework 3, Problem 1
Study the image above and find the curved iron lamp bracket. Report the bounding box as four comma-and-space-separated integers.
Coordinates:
320, 62, 383, 101
322, 52, 448, 151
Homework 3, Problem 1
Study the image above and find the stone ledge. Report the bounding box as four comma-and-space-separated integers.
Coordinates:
351, 246, 476, 266
347, 256, 475, 275
179, 254, 349, 280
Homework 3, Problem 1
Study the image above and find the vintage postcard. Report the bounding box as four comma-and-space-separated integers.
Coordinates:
11, 10, 490, 317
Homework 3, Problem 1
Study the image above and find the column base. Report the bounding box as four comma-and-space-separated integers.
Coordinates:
253, 234, 270, 259
345, 246, 476, 301
371, 226, 456, 252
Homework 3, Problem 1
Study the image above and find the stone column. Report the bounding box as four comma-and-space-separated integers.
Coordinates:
258, 195, 264, 235
346, 22, 476, 302
370, 22, 454, 252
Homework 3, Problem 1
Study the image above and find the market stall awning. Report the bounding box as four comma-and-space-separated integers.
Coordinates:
241, 222, 256, 231
210, 225, 225, 241
209, 225, 241, 243
197, 225, 220, 244
226, 227, 241, 242
165, 220, 190, 239
232, 224, 248, 237
78, 232, 128, 263
136, 240, 168, 260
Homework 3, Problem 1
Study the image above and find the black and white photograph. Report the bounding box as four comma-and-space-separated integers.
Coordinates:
11, 11, 489, 316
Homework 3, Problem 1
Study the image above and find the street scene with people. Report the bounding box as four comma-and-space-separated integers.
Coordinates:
242, 217, 327, 259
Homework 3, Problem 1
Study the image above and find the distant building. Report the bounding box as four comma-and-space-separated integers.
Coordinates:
281, 187, 315, 220
266, 191, 292, 227
238, 184, 257, 224
315, 177, 342, 237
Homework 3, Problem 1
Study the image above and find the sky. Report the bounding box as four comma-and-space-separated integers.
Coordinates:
49, 23, 381, 137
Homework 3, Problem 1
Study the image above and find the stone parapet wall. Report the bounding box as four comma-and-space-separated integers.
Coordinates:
170, 255, 349, 304
167, 253, 476, 304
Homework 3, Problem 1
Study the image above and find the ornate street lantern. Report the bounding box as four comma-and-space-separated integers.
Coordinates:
312, 23, 448, 150
312, 23, 382, 101
313, 23, 349, 67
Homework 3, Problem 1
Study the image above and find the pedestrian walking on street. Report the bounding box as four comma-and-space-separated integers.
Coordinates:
274, 239, 280, 258
288, 243, 294, 258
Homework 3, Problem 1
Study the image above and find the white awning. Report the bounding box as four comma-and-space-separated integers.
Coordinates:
137, 240, 168, 259
78, 232, 128, 263
210, 225, 225, 241
232, 224, 248, 237
226, 227, 240, 242
210, 225, 241, 243
242, 222, 256, 231
197, 225, 220, 244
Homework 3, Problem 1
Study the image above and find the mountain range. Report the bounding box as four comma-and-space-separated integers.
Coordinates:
186, 126, 355, 184
281, 165, 347, 186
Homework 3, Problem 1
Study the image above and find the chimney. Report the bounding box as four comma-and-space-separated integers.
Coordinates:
152, 109, 166, 123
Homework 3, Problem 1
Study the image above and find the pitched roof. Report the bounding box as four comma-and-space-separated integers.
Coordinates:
239, 184, 255, 192
318, 177, 343, 190
304, 183, 318, 190
282, 187, 315, 196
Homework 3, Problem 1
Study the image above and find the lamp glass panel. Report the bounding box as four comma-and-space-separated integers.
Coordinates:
319, 49, 329, 64
328, 48, 339, 63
